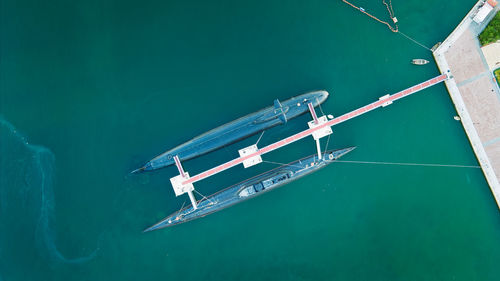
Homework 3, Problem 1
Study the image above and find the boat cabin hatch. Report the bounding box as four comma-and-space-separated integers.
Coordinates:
239, 172, 292, 197
262, 173, 291, 188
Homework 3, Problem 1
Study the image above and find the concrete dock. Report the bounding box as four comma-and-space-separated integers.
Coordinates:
433, 0, 500, 209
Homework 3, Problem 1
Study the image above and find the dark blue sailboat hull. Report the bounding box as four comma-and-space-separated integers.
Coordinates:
134, 91, 329, 172
144, 147, 355, 232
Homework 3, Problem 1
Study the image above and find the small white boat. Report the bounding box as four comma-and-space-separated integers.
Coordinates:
412, 59, 430, 65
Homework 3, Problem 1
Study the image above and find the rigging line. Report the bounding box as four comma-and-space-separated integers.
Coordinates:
323, 134, 331, 157
176, 200, 186, 216
398, 31, 432, 51
316, 97, 326, 117
340, 0, 431, 51
333, 160, 480, 168
255, 130, 265, 146
262, 160, 304, 169
194, 189, 216, 204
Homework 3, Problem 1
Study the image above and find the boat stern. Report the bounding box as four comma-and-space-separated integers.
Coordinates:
131, 161, 154, 174
312, 90, 329, 105
325, 146, 356, 161
143, 212, 181, 232
297, 90, 329, 106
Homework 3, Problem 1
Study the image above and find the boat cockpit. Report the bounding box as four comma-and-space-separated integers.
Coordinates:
238, 172, 292, 197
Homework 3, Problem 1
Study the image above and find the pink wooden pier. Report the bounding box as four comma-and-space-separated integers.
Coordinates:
182, 74, 448, 186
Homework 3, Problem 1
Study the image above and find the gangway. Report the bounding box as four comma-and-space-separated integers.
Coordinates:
169, 73, 448, 205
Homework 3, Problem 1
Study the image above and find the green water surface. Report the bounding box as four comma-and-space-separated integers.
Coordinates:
1, 0, 499, 280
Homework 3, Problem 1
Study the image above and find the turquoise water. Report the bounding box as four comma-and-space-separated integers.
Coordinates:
1, 0, 500, 280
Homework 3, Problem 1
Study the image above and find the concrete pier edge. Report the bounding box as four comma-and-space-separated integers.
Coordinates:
433, 0, 500, 209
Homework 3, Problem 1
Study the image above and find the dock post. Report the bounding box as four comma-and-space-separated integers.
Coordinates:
187, 190, 198, 210
316, 139, 322, 160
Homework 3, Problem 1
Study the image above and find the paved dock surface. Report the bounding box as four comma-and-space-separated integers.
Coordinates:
434, 1, 500, 209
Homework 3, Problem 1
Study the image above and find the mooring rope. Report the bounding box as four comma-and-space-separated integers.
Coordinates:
340, 0, 432, 51
263, 158, 479, 169
175, 200, 186, 216
194, 189, 216, 204
341, 0, 398, 32
316, 97, 326, 117
333, 160, 480, 169
262, 160, 304, 169
323, 134, 331, 157
255, 130, 265, 146
397, 31, 432, 51
384, 0, 395, 17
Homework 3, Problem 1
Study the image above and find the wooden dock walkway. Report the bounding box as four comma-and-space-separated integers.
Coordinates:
183, 74, 448, 186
